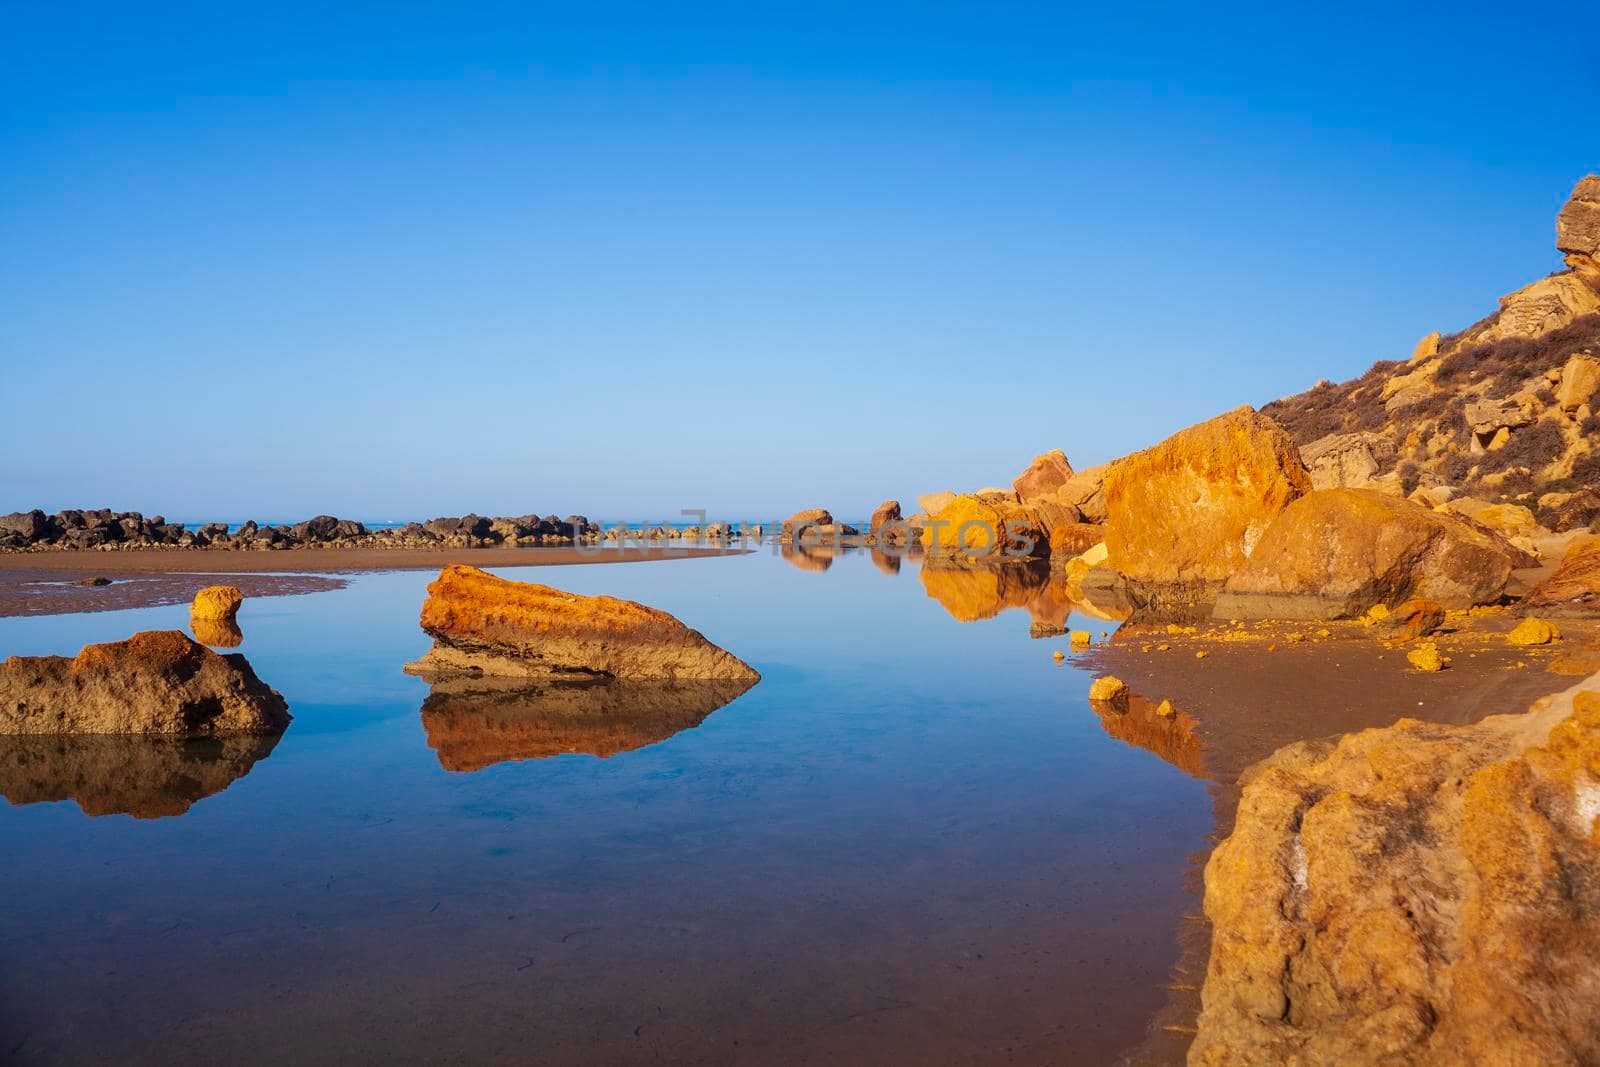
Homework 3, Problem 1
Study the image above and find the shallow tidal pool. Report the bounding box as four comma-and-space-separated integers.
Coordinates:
0, 550, 1211, 1064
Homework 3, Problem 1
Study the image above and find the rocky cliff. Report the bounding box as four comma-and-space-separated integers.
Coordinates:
1260, 176, 1600, 530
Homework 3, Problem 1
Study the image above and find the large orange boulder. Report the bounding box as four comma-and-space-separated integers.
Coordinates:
1192, 677, 1600, 1065
918, 494, 1047, 560
1213, 489, 1520, 619
0, 631, 289, 735
404, 565, 759, 682
1103, 406, 1312, 614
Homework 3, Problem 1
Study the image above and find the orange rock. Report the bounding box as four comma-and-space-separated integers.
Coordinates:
190, 584, 244, 621
0, 630, 288, 735
919, 494, 1047, 560
404, 566, 759, 682
1192, 678, 1600, 1065
1523, 535, 1600, 617
1104, 406, 1311, 614
1011, 448, 1074, 502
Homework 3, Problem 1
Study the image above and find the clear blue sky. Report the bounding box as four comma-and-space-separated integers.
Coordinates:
4, 1, 1597, 521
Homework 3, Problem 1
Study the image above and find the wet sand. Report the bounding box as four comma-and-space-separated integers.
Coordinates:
1085, 612, 1596, 1064
0, 545, 746, 617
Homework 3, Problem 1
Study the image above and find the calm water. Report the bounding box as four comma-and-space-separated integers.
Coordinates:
0, 551, 1210, 1065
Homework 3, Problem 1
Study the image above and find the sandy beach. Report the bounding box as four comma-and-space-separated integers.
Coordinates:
0, 545, 747, 618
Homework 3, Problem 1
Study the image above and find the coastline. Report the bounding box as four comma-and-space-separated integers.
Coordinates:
0, 544, 749, 618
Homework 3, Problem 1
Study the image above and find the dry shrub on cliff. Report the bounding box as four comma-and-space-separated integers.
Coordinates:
1477, 422, 1568, 475
1261, 360, 1402, 443
1436, 313, 1600, 391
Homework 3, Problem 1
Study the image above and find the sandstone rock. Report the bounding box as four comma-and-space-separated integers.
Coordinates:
919, 494, 1047, 560
1557, 174, 1600, 288
190, 585, 244, 622
1070, 630, 1091, 648
1488, 271, 1600, 341
1055, 465, 1108, 523
416, 675, 756, 771
1104, 407, 1312, 617
1523, 537, 1600, 616
1445, 497, 1541, 539
1087, 676, 1128, 706
1214, 489, 1518, 620
1557, 353, 1600, 413
1011, 449, 1074, 502
868, 499, 901, 533
1465, 396, 1535, 439
1047, 522, 1103, 558
916, 491, 956, 516
1507, 618, 1560, 646
404, 566, 759, 682
1190, 677, 1600, 1065
779, 508, 833, 543
0, 631, 289, 735
1409, 330, 1441, 365
0, 734, 280, 818
1301, 431, 1385, 490
1406, 641, 1446, 671
1386, 598, 1445, 640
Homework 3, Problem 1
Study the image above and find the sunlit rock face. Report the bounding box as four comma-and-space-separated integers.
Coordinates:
1103, 406, 1312, 619
1212, 488, 1520, 621
0, 631, 289, 736
1191, 676, 1600, 1066
404, 565, 759, 682
1524, 535, 1600, 617
0, 734, 279, 818
417, 675, 757, 772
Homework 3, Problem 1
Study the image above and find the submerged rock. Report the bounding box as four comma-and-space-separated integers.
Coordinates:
404, 565, 759, 682
1104, 406, 1312, 618
0, 631, 289, 735
0, 733, 279, 818
1191, 675, 1600, 1066
1213, 489, 1519, 620
417, 675, 756, 771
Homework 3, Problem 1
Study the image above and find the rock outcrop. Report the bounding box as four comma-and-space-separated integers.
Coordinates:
403, 565, 759, 682
1103, 406, 1312, 617
1191, 676, 1600, 1066
0, 734, 279, 818
191, 585, 244, 621
1012, 449, 1074, 502
919, 494, 1047, 561
1261, 177, 1600, 509
1523, 535, 1600, 617
868, 499, 902, 533
417, 675, 755, 771
0, 631, 290, 735
779, 508, 833, 543
1213, 489, 1521, 620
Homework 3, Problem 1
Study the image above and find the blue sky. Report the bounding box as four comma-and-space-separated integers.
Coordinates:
3, 1, 1597, 521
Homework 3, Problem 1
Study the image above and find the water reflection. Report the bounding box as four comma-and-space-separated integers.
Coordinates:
870, 547, 902, 575
191, 615, 244, 648
1088, 692, 1205, 778
0, 734, 280, 818
417, 675, 758, 771
779, 542, 836, 572
919, 560, 1088, 636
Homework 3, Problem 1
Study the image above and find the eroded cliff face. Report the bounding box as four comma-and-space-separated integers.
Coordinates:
1191, 675, 1600, 1066
1262, 176, 1600, 524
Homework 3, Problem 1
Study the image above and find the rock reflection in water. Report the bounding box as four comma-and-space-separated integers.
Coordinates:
869, 547, 902, 575
191, 615, 244, 649
779, 542, 836, 572
0, 734, 280, 818
1089, 692, 1205, 779
418, 675, 758, 771
919, 560, 1084, 635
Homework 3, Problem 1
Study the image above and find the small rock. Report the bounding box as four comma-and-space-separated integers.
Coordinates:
1070, 630, 1092, 648
1406, 642, 1446, 671
1087, 676, 1128, 706
191, 585, 244, 621
1507, 618, 1560, 646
